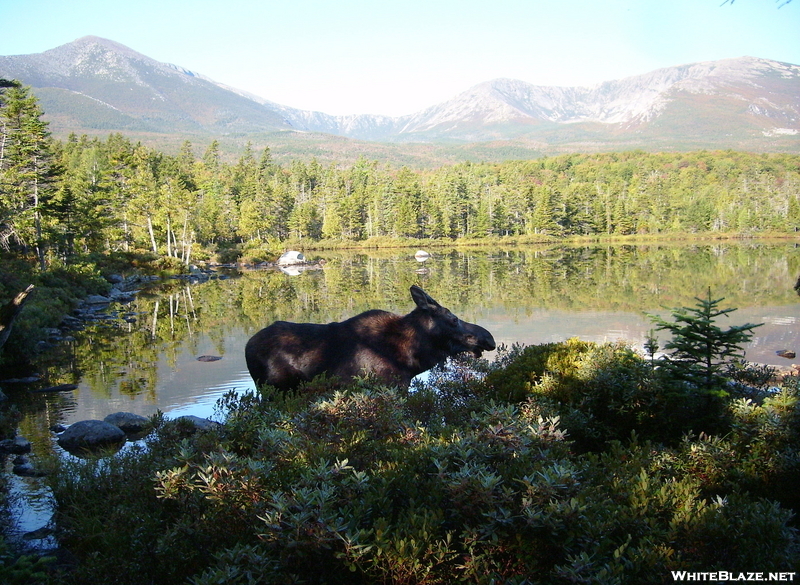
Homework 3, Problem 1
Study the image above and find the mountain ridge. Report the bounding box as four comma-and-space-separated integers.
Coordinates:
234, 53, 800, 144
1, 36, 798, 160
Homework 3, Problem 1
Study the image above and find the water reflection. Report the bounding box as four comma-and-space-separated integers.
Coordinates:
22, 241, 800, 431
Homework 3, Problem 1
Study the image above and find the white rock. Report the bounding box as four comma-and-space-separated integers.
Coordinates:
277, 251, 305, 266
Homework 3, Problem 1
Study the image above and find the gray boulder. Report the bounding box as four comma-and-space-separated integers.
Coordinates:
104, 411, 150, 433
176, 415, 221, 432
57, 420, 126, 454
85, 294, 112, 305
0, 435, 32, 455
13, 456, 45, 477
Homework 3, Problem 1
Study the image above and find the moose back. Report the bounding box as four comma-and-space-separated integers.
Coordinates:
245, 285, 496, 390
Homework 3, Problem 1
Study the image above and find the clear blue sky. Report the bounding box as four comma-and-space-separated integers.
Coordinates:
1, 0, 798, 116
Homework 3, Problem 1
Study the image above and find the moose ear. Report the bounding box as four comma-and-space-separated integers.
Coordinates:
410, 285, 440, 310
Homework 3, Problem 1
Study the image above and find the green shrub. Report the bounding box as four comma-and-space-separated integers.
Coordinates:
483, 339, 723, 447
212, 245, 241, 264
43, 347, 800, 584
485, 339, 597, 404
669, 387, 800, 512
0, 537, 53, 585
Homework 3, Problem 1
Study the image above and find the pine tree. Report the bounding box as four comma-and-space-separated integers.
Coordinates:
648, 290, 763, 394
390, 167, 422, 238
0, 83, 61, 268
527, 187, 560, 235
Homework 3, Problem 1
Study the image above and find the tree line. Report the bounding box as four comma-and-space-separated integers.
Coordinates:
3, 82, 800, 269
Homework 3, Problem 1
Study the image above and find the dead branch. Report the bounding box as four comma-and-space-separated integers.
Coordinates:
0, 284, 35, 351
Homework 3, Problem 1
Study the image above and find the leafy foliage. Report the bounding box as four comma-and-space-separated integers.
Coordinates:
44, 340, 800, 584
483, 339, 718, 448
0, 538, 52, 585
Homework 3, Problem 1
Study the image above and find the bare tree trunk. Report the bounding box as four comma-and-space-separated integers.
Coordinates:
123, 211, 130, 252
166, 215, 172, 258
181, 213, 189, 264
147, 215, 158, 254
0, 284, 34, 351
172, 229, 179, 260
33, 164, 45, 271
151, 300, 159, 340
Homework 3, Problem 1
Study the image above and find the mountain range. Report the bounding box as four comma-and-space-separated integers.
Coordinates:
1, 36, 798, 163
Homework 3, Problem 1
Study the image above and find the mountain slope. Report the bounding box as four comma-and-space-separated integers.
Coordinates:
0, 36, 291, 134
269, 56, 800, 147
1, 37, 798, 158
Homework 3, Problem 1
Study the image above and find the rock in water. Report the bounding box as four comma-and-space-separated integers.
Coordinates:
57, 420, 126, 454
104, 412, 150, 433
0, 436, 32, 455
30, 383, 78, 393
277, 251, 305, 266
176, 415, 221, 432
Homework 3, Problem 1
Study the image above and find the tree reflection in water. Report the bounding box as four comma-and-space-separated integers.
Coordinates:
18, 242, 800, 438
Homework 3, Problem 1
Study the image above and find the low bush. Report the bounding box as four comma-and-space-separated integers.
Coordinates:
483, 339, 726, 448
0, 538, 52, 585
45, 353, 800, 584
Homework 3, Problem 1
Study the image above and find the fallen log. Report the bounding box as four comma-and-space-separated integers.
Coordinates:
30, 384, 79, 393
0, 284, 35, 352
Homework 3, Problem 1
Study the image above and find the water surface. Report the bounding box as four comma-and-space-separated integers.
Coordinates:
15, 241, 800, 433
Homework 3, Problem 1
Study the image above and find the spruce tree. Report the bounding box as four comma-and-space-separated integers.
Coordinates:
0, 83, 60, 268
648, 290, 762, 395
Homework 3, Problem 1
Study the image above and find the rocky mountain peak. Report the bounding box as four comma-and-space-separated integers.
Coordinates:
1, 37, 797, 153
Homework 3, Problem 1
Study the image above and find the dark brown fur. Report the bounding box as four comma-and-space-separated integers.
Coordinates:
245, 285, 496, 390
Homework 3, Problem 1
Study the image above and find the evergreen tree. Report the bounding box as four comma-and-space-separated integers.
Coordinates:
258, 146, 277, 182
473, 199, 492, 238
612, 196, 635, 235
648, 290, 763, 394
51, 141, 115, 257
176, 140, 197, 192
201, 140, 221, 171
391, 167, 422, 238
288, 201, 321, 239
527, 187, 560, 235
128, 145, 161, 253
0, 83, 61, 268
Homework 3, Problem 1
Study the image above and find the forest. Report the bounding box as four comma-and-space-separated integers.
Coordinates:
2, 83, 800, 274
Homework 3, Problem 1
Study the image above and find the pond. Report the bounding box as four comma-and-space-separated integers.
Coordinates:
17, 240, 800, 427
5, 240, 800, 541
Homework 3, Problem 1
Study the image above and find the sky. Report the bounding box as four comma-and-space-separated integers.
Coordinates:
1, 0, 799, 117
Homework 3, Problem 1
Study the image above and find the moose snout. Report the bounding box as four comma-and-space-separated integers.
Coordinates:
461, 323, 496, 357
473, 324, 496, 351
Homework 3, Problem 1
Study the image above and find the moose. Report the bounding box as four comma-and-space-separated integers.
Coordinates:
245, 285, 496, 390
